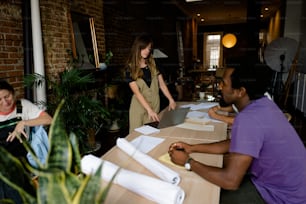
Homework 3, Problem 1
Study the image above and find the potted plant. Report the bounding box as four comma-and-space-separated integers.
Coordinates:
24, 66, 111, 155
98, 50, 113, 70
0, 100, 115, 203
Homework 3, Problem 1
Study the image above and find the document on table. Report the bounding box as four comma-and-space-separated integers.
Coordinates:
131, 135, 165, 153
186, 110, 208, 118
180, 102, 219, 111
134, 125, 160, 135
176, 123, 215, 131
159, 153, 184, 170
186, 110, 225, 123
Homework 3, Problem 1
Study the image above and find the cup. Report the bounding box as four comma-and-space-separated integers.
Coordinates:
199, 92, 205, 100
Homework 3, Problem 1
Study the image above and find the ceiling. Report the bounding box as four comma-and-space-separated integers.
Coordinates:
172, 0, 282, 26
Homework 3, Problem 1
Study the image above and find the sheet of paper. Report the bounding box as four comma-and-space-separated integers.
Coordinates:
186, 110, 207, 118
134, 125, 160, 135
185, 117, 211, 125
186, 111, 225, 123
181, 102, 219, 111
176, 123, 214, 131
159, 153, 184, 170
131, 135, 165, 153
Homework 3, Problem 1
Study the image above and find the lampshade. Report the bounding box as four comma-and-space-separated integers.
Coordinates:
222, 33, 237, 48
153, 49, 168, 58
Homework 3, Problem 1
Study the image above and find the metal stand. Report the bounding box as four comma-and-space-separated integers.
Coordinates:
271, 54, 285, 104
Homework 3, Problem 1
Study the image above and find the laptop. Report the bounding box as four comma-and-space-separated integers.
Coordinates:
146, 107, 190, 129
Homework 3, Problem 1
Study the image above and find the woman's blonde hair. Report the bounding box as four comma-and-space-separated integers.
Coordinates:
125, 33, 158, 80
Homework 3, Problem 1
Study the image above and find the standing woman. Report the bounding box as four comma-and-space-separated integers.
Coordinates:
126, 33, 176, 132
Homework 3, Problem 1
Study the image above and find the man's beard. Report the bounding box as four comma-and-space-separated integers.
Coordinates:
219, 94, 231, 107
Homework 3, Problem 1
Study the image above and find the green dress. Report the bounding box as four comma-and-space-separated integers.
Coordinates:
129, 68, 160, 133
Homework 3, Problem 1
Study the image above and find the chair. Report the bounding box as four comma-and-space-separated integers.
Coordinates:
284, 112, 292, 122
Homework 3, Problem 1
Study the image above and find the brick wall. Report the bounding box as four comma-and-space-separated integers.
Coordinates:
1, 0, 184, 101
0, 0, 106, 99
0, 1, 24, 98
103, 0, 184, 81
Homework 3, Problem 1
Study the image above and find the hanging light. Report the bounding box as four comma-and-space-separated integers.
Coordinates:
222, 33, 237, 48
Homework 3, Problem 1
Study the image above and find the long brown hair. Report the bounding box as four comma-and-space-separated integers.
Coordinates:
125, 33, 158, 80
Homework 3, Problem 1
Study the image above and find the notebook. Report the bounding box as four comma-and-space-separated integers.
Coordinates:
146, 107, 190, 129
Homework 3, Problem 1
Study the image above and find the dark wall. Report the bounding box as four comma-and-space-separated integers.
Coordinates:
198, 23, 256, 64
103, 0, 187, 82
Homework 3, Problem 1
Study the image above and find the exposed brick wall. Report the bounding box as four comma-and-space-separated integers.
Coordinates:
0, 1, 24, 98
1, 0, 183, 101
39, 0, 72, 80
40, 0, 105, 79
0, 0, 106, 99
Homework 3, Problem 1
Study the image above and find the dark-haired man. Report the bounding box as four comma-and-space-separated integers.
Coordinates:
168, 64, 306, 203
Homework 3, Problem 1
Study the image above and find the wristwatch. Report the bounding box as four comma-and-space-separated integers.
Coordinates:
184, 157, 193, 171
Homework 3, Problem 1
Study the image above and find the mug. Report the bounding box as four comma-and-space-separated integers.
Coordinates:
199, 92, 205, 100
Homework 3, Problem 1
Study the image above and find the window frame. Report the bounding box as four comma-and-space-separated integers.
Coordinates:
203, 32, 224, 70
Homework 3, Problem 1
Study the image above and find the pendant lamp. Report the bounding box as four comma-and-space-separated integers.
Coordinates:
222, 33, 237, 48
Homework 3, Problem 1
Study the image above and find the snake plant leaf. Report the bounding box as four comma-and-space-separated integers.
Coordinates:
18, 135, 44, 169
72, 164, 113, 204
0, 147, 36, 203
47, 100, 73, 171
36, 171, 72, 204
0, 98, 112, 204
69, 132, 81, 174
71, 165, 102, 204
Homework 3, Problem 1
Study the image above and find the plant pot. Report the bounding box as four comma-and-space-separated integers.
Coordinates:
108, 119, 120, 132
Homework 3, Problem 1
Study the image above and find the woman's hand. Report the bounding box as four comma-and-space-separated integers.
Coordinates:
168, 99, 176, 111
6, 121, 28, 142
147, 109, 160, 122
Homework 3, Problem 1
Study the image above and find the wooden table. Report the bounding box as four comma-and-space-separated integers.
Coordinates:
101, 102, 227, 204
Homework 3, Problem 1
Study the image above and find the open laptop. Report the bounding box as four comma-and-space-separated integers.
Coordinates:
145, 107, 190, 129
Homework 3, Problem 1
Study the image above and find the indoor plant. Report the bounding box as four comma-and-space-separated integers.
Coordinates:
0, 100, 115, 203
24, 68, 111, 154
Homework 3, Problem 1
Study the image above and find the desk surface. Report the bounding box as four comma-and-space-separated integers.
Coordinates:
101, 102, 227, 204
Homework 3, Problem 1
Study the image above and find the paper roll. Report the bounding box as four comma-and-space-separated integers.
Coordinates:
81, 154, 185, 204
116, 138, 180, 185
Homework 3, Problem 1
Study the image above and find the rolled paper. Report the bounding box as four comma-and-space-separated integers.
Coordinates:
116, 138, 180, 185
81, 154, 185, 204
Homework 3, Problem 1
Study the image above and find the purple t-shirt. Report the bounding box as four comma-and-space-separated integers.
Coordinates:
230, 97, 306, 204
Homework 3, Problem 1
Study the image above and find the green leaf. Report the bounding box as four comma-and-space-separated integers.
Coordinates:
37, 171, 71, 204
47, 100, 73, 171
0, 147, 36, 203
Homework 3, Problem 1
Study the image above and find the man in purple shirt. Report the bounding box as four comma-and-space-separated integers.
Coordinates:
168, 62, 306, 203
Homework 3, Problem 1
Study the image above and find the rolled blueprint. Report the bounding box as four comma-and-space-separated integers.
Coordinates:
81, 154, 185, 204
116, 138, 180, 185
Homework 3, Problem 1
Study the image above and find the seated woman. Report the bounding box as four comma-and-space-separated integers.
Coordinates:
0, 80, 53, 203
0, 80, 53, 157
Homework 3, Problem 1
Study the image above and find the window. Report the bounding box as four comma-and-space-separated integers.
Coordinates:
203, 32, 223, 70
